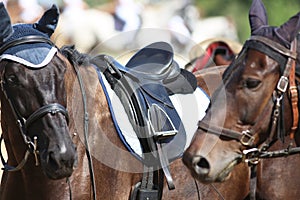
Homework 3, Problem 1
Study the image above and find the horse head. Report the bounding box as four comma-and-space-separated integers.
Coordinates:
183, 0, 300, 183
0, 3, 77, 179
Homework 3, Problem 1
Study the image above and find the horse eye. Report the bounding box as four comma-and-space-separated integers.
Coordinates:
244, 78, 261, 89
5, 75, 19, 86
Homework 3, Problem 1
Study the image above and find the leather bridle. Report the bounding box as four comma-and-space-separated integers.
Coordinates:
0, 35, 69, 171
0, 35, 97, 200
198, 35, 300, 164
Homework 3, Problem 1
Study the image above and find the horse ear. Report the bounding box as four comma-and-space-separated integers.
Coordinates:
34, 4, 59, 37
275, 12, 300, 43
249, 0, 268, 33
0, 2, 13, 43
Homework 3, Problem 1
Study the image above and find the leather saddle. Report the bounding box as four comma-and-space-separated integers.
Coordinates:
92, 42, 197, 164
92, 42, 197, 198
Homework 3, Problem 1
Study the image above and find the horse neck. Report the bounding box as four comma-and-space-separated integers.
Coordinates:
63, 61, 95, 189
2, 168, 72, 199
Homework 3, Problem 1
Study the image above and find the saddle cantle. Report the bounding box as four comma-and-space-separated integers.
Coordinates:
92, 42, 197, 199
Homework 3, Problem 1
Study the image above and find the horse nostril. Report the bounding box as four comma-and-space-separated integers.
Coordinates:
48, 149, 76, 169
197, 157, 210, 168
193, 156, 210, 176
48, 151, 59, 169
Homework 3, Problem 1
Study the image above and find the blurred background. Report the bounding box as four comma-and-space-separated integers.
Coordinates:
83, 0, 300, 43
2, 0, 300, 55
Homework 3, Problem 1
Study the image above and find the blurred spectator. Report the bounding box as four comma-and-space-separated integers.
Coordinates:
19, 0, 44, 22
38, 0, 63, 9
114, 0, 142, 32
63, 0, 86, 15
168, 0, 198, 46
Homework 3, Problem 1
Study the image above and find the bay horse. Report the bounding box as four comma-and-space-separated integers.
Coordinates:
0, 4, 249, 200
183, 0, 300, 199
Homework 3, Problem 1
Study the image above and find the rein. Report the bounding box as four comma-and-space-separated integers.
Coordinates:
60, 47, 97, 200
69, 55, 97, 200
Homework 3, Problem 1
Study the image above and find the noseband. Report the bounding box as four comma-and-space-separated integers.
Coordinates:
0, 36, 69, 171
198, 35, 300, 164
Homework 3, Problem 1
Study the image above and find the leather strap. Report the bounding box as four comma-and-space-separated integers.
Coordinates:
25, 103, 69, 129
288, 39, 299, 139
198, 102, 273, 148
250, 36, 297, 59
0, 135, 31, 172
0, 35, 55, 54
198, 121, 244, 141
249, 165, 257, 200
157, 142, 175, 190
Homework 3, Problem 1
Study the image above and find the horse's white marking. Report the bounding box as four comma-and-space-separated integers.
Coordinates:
60, 143, 67, 154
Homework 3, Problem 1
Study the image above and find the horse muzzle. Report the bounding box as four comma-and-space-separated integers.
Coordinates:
183, 149, 241, 183
40, 142, 78, 180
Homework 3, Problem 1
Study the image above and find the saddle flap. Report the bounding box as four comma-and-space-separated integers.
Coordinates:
140, 83, 174, 108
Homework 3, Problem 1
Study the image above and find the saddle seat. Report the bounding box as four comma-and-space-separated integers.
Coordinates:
125, 42, 181, 82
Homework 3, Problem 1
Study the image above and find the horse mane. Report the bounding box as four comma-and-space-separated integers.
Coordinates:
60, 45, 91, 67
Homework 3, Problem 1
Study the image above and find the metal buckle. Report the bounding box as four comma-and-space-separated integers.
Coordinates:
240, 130, 255, 146
277, 76, 289, 93
242, 148, 260, 165
25, 136, 39, 166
